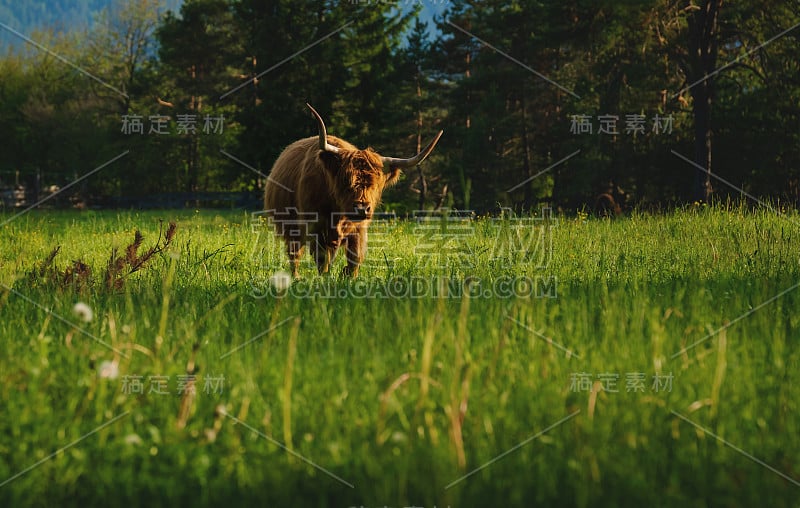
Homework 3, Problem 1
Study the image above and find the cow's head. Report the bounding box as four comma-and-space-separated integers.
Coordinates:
308, 104, 443, 222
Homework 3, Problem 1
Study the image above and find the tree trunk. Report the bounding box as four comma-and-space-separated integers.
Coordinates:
692, 84, 713, 201
520, 91, 533, 210
686, 0, 722, 203
187, 93, 199, 194
415, 71, 427, 211
465, 50, 471, 129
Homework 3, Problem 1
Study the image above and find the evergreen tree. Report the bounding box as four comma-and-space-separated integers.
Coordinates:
228, 0, 417, 207
157, 0, 242, 193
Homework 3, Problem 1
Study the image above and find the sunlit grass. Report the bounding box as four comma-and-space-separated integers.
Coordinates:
0, 205, 798, 507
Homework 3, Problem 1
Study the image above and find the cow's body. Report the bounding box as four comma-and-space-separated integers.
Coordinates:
264, 104, 442, 278
265, 136, 383, 277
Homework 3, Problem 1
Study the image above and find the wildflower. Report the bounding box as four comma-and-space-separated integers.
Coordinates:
72, 302, 93, 323
269, 271, 292, 292
124, 434, 143, 446
97, 360, 119, 379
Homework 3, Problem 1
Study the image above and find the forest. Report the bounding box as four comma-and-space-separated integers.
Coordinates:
0, 0, 798, 213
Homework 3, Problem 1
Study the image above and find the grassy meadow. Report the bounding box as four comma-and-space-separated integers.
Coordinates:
0, 205, 798, 507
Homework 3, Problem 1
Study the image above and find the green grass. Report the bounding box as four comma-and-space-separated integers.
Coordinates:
0, 205, 798, 507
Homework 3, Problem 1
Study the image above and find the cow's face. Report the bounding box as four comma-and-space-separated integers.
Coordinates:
321, 148, 401, 221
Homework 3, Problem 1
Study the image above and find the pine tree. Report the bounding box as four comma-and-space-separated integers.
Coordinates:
157, 0, 242, 193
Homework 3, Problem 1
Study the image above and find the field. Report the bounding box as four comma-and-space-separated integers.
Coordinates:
0, 205, 798, 507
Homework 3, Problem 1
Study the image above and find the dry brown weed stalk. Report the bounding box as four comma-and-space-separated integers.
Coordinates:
28, 221, 177, 292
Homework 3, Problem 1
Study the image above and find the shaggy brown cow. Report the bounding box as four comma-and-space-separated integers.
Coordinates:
264, 104, 443, 277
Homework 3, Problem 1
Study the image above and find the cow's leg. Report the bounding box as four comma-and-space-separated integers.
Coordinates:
284, 228, 304, 278
312, 216, 335, 274
314, 237, 330, 274
317, 241, 343, 274
288, 243, 303, 278
314, 235, 343, 275
342, 229, 365, 277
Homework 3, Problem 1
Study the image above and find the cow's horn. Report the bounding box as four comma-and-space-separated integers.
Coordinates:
307, 103, 341, 154
380, 130, 444, 168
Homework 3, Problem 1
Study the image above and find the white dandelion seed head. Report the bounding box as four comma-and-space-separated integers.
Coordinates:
269, 271, 292, 292
97, 360, 119, 379
124, 434, 143, 446
72, 302, 93, 323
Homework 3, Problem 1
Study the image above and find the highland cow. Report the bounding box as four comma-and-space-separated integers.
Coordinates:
264, 104, 443, 277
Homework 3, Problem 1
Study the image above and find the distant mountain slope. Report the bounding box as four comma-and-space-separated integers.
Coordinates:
0, 0, 444, 51
1, 0, 117, 34
0, 0, 180, 49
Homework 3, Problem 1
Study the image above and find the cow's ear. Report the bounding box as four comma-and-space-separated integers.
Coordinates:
319, 151, 340, 174
384, 167, 402, 187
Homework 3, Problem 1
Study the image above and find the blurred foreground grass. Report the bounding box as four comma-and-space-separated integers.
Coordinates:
0, 205, 798, 507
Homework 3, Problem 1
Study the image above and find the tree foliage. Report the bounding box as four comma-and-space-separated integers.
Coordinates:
1, 0, 799, 211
